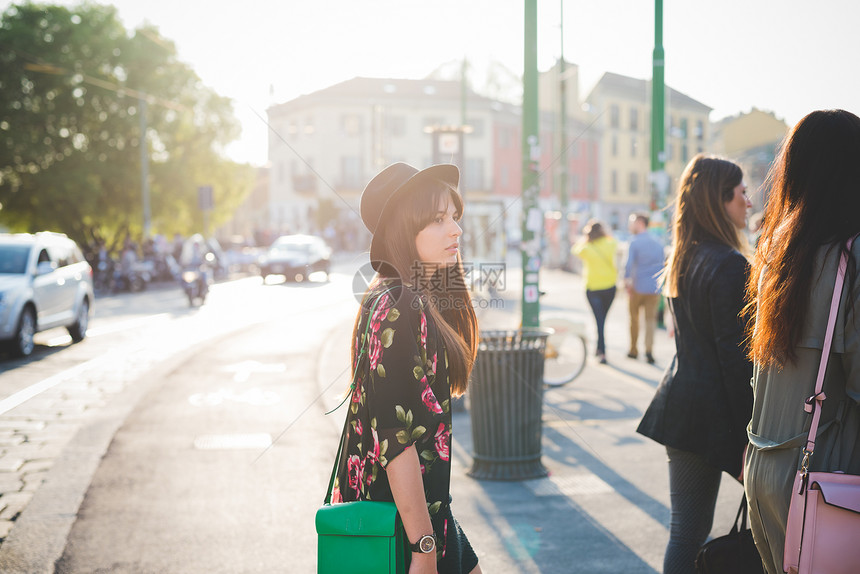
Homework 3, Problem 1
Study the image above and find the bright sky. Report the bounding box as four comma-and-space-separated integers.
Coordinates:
11, 0, 860, 166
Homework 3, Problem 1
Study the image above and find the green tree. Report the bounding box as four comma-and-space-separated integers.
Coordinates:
0, 1, 253, 250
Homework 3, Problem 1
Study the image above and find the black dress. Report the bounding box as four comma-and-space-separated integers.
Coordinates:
332, 281, 478, 573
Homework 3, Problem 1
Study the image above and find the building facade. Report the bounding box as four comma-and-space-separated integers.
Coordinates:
585, 72, 711, 232
265, 75, 601, 263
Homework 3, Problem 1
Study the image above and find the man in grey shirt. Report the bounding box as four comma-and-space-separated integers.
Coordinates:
624, 212, 665, 364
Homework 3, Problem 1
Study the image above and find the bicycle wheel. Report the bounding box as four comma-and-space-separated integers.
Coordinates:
541, 316, 588, 387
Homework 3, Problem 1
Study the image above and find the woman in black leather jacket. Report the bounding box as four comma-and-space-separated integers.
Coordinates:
637, 154, 754, 574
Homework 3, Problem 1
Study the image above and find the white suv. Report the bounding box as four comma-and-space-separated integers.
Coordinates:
0, 232, 94, 357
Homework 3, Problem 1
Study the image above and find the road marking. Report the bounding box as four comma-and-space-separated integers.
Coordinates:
524, 472, 614, 497
85, 313, 171, 337
543, 417, 641, 428
42, 313, 174, 346
188, 388, 281, 407
0, 355, 106, 415
193, 433, 272, 450
220, 360, 286, 383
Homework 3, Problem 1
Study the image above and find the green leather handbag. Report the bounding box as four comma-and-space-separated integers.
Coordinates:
316, 287, 409, 573
315, 406, 409, 573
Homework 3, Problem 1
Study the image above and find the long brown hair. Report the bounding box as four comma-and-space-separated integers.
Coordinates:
662, 154, 748, 297
746, 109, 860, 367
353, 181, 478, 397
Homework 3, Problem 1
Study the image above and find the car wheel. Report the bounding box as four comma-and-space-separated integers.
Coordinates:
13, 307, 36, 357
68, 298, 90, 342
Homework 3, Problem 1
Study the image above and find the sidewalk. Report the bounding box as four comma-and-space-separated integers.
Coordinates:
317, 265, 745, 573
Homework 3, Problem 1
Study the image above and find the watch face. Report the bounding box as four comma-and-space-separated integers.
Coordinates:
419, 535, 435, 553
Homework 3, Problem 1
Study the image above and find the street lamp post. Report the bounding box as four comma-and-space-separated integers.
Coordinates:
521, 0, 541, 328
650, 0, 668, 216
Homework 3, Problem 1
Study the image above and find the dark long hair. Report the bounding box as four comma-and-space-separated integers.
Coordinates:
747, 109, 860, 367
353, 181, 478, 397
662, 154, 748, 297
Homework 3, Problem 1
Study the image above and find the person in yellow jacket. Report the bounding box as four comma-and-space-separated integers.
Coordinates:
572, 220, 618, 364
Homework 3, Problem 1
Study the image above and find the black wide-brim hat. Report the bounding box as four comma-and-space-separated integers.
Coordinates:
360, 162, 459, 271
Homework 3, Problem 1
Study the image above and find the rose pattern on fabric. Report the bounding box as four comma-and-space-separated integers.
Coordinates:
347, 454, 364, 492
422, 380, 443, 414
434, 422, 450, 462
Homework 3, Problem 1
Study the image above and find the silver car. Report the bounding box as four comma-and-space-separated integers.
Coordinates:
0, 232, 94, 357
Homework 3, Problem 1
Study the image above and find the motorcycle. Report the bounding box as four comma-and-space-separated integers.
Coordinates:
180, 266, 208, 306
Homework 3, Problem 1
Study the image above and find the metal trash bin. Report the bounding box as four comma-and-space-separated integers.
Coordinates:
467, 329, 551, 480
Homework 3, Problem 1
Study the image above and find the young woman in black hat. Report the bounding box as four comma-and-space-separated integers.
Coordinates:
330, 163, 482, 573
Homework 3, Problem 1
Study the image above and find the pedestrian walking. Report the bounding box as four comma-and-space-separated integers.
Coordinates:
572, 220, 618, 364
330, 162, 482, 574
636, 154, 754, 574
744, 109, 860, 574
623, 212, 665, 364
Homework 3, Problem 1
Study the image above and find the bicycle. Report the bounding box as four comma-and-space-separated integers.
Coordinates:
541, 314, 588, 387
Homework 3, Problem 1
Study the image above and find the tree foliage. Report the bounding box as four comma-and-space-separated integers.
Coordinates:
0, 1, 254, 249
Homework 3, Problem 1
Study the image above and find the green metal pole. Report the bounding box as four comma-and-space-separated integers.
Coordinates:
521, 0, 540, 328
650, 0, 666, 210
558, 0, 569, 269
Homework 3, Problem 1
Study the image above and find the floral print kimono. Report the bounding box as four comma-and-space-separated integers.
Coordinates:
332, 281, 476, 570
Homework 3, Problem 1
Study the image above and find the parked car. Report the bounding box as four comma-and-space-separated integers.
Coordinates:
259, 234, 331, 282
0, 232, 95, 357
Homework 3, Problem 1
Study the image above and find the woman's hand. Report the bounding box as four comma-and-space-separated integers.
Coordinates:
409, 551, 437, 574
387, 446, 437, 574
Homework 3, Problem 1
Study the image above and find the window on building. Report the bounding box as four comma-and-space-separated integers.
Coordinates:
611, 134, 618, 157
681, 143, 689, 164
500, 165, 509, 188
386, 115, 406, 137
610, 104, 620, 129
631, 135, 637, 157
695, 120, 704, 140
611, 170, 618, 194
680, 117, 688, 139
630, 107, 639, 131
571, 174, 581, 195
304, 116, 315, 135
464, 158, 485, 190
587, 175, 595, 195
341, 156, 362, 188
629, 172, 638, 195
341, 114, 362, 136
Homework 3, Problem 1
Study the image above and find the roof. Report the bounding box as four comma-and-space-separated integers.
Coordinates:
268, 77, 493, 115
585, 71, 712, 112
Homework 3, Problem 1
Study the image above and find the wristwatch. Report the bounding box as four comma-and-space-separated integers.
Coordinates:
410, 533, 437, 554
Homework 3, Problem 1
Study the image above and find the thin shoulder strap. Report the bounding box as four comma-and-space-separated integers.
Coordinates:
324, 395, 355, 504
322, 285, 398, 504
803, 236, 857, 459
